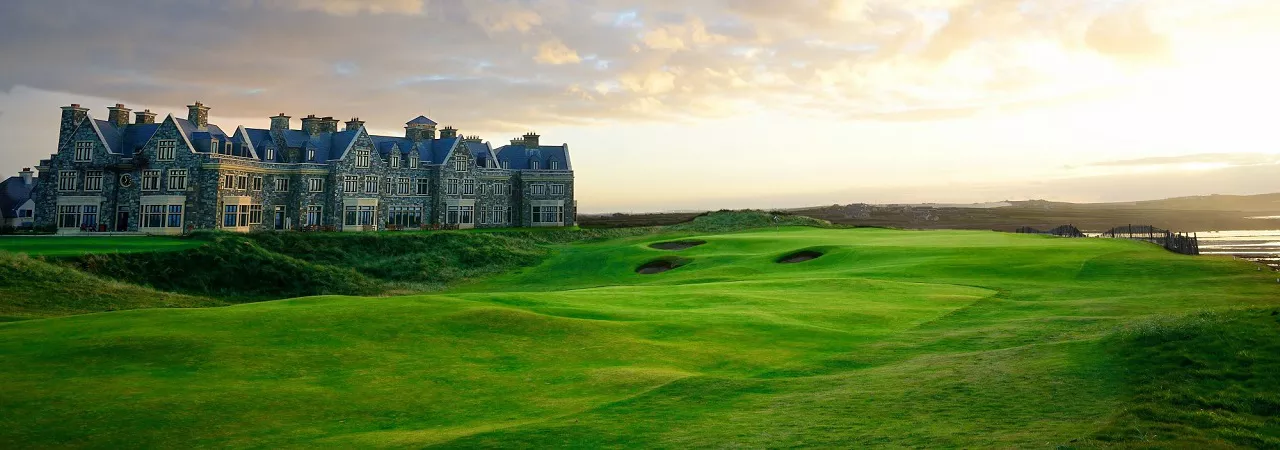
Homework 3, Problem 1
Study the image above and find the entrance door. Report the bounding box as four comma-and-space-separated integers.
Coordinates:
274, 206, 286, 230
116, 208, 129, 232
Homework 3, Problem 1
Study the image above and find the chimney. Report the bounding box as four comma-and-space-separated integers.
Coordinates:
321, 116, 340, 133
522, 132, 540, 148
19, 168, 33, 186
345, 117, 365, 131
270, 113, 291, 132
187, 101, 210, 129
463, 135, 482, 143
301, 114, 322, 135
134, 109, 157, 124
59, 104, 89, 150
440, 126, 458, 139
107, 103, 131, 128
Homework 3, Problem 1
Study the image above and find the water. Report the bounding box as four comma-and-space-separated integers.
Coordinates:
1196, 230, 1280, 269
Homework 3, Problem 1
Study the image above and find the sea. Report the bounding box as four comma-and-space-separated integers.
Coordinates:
1196, 230, 1280, 269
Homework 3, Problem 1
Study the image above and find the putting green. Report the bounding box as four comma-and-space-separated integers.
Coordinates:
0, 227, 1276, 448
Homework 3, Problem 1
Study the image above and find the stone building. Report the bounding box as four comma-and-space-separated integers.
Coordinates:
0, 168, 38, 228
31, 102, 575, 233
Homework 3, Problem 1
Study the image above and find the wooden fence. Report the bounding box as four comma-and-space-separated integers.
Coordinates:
1101, 225, 1199, 255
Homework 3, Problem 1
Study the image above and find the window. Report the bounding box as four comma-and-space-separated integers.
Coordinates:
501, 160, 510, 169
265, 147, 276, 161
343, 206, 376, 227
58, 205, 97, 228
463, 179, 474, 195
19, 209, 33, 218
530, 160, 540, 170
383, 177, 392, 195
388, 206, 423, 228
533, 206, 564, 224
454, 157, 468, 172
252, 176, 263, 191
415, 178, 429, 195
58, 171, 77, 191
73, 141, 93, 162
275, 178, 289, 192
169, 170, 187, 191
224, 142, 232, 155
306, 206, 323, 226
307, 147, 316, 162
343, 175, 359, 193
390, 153, 400, 168
248, 204, 263, 225
409, 153, 419, 168
397, 178, 410, 196
143, 205, 182, 229
223, 205, 241, 227
308, 178, 324, 192
477, 183, 486, 196
236, 175, 247, 191
550, 184, 564, 196
480, 207, 489, 224
550, 160, 560, 170
85, 171, 103, 191
157, 140, 176, 161
531, 184, 546, 195
447, 206, 458, 224
224, 174, 234, 189
460, 206, 473, 224
356, 149, 371, 168
363, 176, 378, 194
446, 178, 459, 195
142, 170, 161, 191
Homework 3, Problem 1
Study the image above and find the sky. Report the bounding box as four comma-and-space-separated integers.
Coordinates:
1, 0, 1278, 213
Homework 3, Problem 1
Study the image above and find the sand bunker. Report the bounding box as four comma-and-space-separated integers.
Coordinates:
648, 240, 707, 251
777, 250, 824, 264
636, 258, 690, 274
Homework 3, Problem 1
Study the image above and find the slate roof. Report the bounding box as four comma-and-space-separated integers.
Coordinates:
406, 115, 437, 126
368, 135, 460, 165
0, 176, 37, 219
461, 140, 500, 168
84, 119, 161, 157
495, 143, 572, 170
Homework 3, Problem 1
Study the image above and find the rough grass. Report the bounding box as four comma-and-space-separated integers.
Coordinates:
0, 236, 203, 256
1, 227, 1278, 447
0, 252, 223, 320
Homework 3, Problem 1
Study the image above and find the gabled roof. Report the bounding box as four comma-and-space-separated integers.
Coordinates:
121, 123, 160, 157
80, 118, 160, 157
461, 140, 500, 168
92, 119, 123, 155
0, 176, 37, 219
495, 143, 572, 171
243, 128, 274, 161
368, 135, 459, 165
406, 115, 437, 126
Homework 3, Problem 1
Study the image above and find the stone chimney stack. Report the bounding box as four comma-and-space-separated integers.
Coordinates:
522, 132, 540, 148
301, 114, 322, 135
462, 135, 482, 143
19, 168, 33, 186
439, 126, 458, 139
59, 104, 89, 150
187, 101, 210, 129
321, 116, 340, 133
270, 113, 291, 132
134, 109, 157, 124
107, 103, 131, 128
345, 117, 365, 131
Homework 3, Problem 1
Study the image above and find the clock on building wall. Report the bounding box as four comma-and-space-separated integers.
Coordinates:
120, 174, 134, 187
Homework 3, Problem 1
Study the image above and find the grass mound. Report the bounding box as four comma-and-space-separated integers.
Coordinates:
648, 240, 707, 251
67, 235, 381, 299
0, 252, 222, 320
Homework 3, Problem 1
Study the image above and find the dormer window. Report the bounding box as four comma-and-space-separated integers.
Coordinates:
409, 153, 419, 169
266, 147, 276, 161
308, 148, 316, 162
501, 160, 509, 169
550, 160, 560, 170
390, 153, 400, 168
530, 159, 540, 170
223, 141, 232, 155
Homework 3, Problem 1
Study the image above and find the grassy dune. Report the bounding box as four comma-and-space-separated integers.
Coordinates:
1, 227, 1278, 447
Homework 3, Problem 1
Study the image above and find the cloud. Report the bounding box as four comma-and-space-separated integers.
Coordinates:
468, 0, 543, 33
1087, 153, 1280, 168
267, 0, 427, 16
534, 40, 582, 65
640, 18, 727, 51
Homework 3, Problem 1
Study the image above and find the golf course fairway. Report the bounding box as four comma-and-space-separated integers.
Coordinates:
2, 227, 1278, 448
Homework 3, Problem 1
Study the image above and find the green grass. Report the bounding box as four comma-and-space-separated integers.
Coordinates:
1, 227, 1278, 447
0, 236, 204, 256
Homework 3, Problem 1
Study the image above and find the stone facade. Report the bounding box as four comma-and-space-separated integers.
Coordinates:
32, 102, 576, 233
